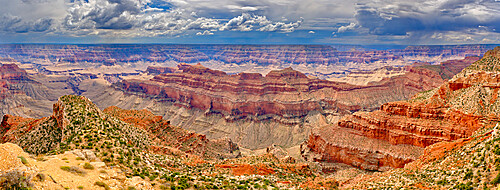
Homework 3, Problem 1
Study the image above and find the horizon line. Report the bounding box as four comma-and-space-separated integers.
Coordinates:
0, 43, 499, 46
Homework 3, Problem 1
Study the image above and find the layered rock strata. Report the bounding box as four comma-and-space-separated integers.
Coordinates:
98, 63, 446, 149
119, 63, 445, 121
0, 44, 495, 81
302, 47, 500, 171
301, 126, 423, 171
416, 56, 480, 80
1, 44, 493, 66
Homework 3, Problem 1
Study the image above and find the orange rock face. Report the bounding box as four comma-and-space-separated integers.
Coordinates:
0, 114, 37, 142
339, 102, 482, 148
120, 65, 358, 119
301, 126, 423, 171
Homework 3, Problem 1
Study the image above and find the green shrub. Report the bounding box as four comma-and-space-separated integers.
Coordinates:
0, 169, 34, 189
18, 156, 28, 165
60, 166, 70, 171
492, 171, 500, 185
60, 166, 86, 175
83, 162, 94, 170
34, 173, 46, 182
94, 181, 110, 190
454, 182, 473, 190
463, 170, 473, 180
35, 156, 46, 162
436, 179, 448, 185
494, 145, 500, 155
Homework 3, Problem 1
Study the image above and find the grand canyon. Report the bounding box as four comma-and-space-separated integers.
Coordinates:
0, 43, 499, 189
5, 0, 500, 189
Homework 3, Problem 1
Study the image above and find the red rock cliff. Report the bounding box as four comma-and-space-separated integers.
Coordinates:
302, 53, 496, 171
119, 63, 445, 122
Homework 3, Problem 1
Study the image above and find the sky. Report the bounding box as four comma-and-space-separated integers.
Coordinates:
0, 0, 500, 45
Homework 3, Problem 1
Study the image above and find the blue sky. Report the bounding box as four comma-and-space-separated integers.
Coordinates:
1, 0, 500, 45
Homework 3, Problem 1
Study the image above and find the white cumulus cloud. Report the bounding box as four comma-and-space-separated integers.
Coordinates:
196, 30, 214, 35
337, 22, 357, 33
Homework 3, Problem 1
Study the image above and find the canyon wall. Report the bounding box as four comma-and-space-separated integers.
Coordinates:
100, 62, 448, 149
119, 64, 446, 119
0, 45, 488, 150
301, 47, 500, 171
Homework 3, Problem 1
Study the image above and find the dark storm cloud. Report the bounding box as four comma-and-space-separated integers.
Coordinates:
438, 0, 477, 11
354, 0, 500, 36
0, 14, 53, 33
355, 8, 424, 35
31, 18, 54, 32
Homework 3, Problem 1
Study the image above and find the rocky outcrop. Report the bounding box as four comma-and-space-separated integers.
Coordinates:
0, 115, 37, 143
52, 100, 69, 129
342, 121, 500, 189
338, 104, 481, 148
0, 64, 31, 82
120, 64, 357, 120
302, 47, 500, 171
0, 64, 35, 98
356, 56, 478, 87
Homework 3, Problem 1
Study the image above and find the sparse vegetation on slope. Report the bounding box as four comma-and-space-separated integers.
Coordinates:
1, 95, 324, 189
345, 124, 500, 189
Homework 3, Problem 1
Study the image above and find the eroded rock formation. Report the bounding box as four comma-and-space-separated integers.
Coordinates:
302, 48, 500, 171
119, 63, 445, 122
98, 62, 449, 149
